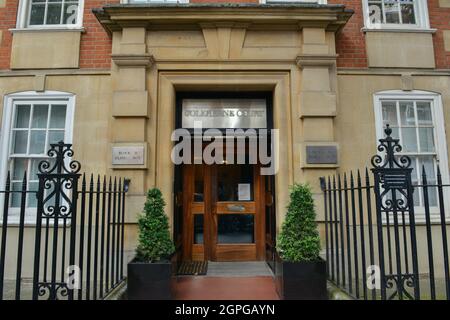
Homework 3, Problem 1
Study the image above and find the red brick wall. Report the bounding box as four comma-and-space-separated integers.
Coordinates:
79, 0, 118, 69
0, 1, 449, 70
0, 0, 18, 70
329, 0, 368, 68
0, 0, 119, 70
429, 0, 450, 69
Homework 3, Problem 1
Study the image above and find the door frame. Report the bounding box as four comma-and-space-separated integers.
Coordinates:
182, 162, 266, 261
173, 91, 274, 262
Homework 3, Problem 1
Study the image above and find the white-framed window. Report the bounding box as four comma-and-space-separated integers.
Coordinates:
16, 0, 84, 29
362, 0, 430, 30
373, 90, 449, 222
0, 91, 75, 224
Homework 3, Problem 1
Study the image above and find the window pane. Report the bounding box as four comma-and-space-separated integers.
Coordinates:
46, 4, 62, 25
402, 127, 418, 152
11, 182, 23, 207
63, 3, 79, 25
385, 2, 400, 24
400, 102, 415, 126
386, 126, 400, 140
29, 4, 45, 25
419, 128, 435, 152
15, 105, 30, 128
420, 156, 436, 179
409, 156, 420, 206
382, 101, 397, 126
217, 214, 254, 244
12, 131, 28, 154
401, 4, 416, 24
409, 156, 418, 182
417, 102, 432, 125
427, 187, 438, 207
30, 158, 44, 181
29, 130, 46, 154
49, 105, 67, 128
48, 130, 65, 148
194, 214, 204, 244
28, 182, 39, 208
31, 104, 49, 128
368, 2, 383, 23
217, 164, 254, 201
420, 156, 437, 206
12, 158, 27, 181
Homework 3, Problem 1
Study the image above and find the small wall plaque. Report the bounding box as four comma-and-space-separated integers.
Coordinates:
112, 146, 145, 165
306, 145, 338, 164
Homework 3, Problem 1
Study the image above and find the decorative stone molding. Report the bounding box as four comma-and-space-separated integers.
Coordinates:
33, 74, 46, 92
93, 4, 353, 34
111, 54, 155, 67
296, 54, 338, 69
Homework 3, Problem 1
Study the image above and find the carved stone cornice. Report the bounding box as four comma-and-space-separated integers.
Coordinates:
296, 54, 338, 69
111, 54, 155, 67
92, 4, 353, 35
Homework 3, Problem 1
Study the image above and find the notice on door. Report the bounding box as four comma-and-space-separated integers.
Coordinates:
238, 183, 251, 201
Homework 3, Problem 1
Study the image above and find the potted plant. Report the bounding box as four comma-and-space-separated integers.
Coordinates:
127, 188, 175, 300
275, 183, 327, 300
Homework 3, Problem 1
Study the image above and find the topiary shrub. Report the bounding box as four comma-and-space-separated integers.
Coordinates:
135, 188, 175, 262
277, 183, 321, 262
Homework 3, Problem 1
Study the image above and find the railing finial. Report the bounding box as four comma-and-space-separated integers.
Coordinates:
371, 124, 411, 169
38, 141, 81, 175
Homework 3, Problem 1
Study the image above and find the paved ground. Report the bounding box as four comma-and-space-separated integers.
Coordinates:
205, 261, 273, 277
174, 276, 280, 300
174, 261, 280, 300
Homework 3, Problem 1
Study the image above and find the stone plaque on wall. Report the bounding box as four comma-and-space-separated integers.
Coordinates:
306, 145, 338, 164
112, 145, 145, 165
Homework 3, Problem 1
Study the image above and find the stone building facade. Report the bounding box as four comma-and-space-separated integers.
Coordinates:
0, 0, 450, 268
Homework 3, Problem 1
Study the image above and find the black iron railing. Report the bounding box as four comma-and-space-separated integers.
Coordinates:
0, 142, 129, 300
321, 125, 450, 300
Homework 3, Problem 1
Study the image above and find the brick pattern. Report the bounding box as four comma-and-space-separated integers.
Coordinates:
429, 0, 450, 69
0, 0, 18, 70
79, 0, 118, 69
0, 1, 450, 70
329, 0, 368, 68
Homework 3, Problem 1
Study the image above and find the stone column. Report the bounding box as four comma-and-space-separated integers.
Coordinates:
297, 28, 339, 223
111, 27, 154, 221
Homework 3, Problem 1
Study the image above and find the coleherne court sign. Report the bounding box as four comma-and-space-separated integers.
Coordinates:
173, 98, 278, 175
182, 99, 267, 129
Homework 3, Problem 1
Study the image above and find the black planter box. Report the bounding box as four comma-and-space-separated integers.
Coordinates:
275, 255, 327, 300
127, 258, 175, 300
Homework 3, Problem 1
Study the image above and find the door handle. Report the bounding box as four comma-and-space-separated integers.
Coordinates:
227, 204, 245, 212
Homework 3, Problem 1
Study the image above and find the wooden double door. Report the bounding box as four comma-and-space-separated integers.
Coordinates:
182, 163, 266, 261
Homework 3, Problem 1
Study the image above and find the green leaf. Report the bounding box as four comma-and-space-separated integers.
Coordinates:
276, 183, 321, 262
135, 188, 175, 262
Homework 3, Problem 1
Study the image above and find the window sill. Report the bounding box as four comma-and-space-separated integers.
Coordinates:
9, 27, 85, 34
362, 27, 437, 34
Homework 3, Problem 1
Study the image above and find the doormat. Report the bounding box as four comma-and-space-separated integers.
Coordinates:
177, 261, 208, 276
